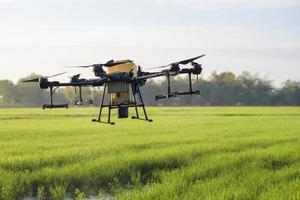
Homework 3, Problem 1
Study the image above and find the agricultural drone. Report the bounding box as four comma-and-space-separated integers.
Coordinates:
22, 55, 205, 124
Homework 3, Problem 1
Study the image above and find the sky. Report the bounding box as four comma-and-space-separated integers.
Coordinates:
0, 0, 299, 86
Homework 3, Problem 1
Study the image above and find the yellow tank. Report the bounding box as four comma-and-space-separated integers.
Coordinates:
107, 60, 137, 105
106, 59, 137, 77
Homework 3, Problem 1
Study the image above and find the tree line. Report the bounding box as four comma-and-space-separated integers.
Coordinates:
0, 71, 299, 107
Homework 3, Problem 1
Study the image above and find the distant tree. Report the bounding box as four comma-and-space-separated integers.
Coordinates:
0, 71, 299, 107
60, 86, 95, 105
16, 74, 49, 107
237, 72, 273, 105
60, 87, 76, 104
0, 80, 18, 107
208, 71, 243, 105
280, 80, 300, 105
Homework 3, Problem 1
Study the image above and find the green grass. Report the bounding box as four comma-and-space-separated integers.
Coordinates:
0, 107, 300, 200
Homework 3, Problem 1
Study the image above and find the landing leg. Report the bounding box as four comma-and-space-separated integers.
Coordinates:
50, 86, 53, 106
100, 86, 106, 122
107, 96, 114, 125
42, 86, 68, 109
167, 74, 171, 94
188, 72, 192, 94
79, 86, 83, 102
131, 83, 139, 119
93, 84, 107, 122
136, 85, 152, 122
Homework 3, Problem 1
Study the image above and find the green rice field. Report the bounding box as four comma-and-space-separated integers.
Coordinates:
0, 107, 300, 200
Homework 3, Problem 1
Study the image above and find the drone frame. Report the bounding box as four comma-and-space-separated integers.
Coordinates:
22, 55, 204, 125
42, 85, 68, 109
91, 82, 152, 125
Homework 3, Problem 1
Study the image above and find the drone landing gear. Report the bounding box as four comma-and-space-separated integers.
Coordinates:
43, 86, 68, 109
75, 100, 93, 106
131, 83, 152, 122
131, 116, 153, 122
155, 72, 200, 100
74, 86, 93, 106
43, 104, 68, 109
92, 83, 152, 125
92, 84, 114, 125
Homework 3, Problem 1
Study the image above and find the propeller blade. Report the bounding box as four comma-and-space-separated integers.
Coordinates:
22, 71, 67, 83
64, 59, 130, 68
104, 60, 129, 67
45, 71, 68, 79
146, 55, 205, 70
104, 59, 114, 66
22, 77, 40, 83
146, 64, 171, 70
178, 54, 206, 65
63, 65, 92, 68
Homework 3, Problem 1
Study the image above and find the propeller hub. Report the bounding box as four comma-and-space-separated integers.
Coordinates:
39, 77, 49, 89
93, 65, 106, 77
71, 74, 81, 82
170, 63, 180, 73
192, 62, 202, 75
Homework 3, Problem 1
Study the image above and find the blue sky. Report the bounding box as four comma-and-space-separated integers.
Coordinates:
0, 0, 299, 85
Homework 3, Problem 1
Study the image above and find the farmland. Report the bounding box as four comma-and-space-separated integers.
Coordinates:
0, 107, 300, 200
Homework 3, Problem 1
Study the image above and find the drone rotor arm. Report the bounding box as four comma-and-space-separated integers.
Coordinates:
52, 77, 109, 87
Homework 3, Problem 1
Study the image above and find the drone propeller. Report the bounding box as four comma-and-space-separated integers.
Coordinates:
21, 72, 68, 82
147, 64, 170, 70
67, 65, 91, 68
178, 54, 205, 65
70, 73, 81, 79
22, 78, 40, 83
65, 60, 129, 68
45, 72, 68, 79
147, 54, 205, 70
